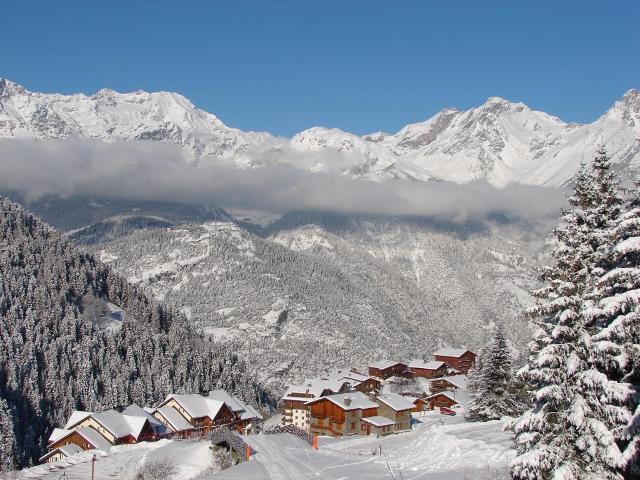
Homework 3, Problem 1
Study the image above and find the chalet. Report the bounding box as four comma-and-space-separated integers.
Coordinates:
361, 416, 396, 436
429, 375, 468, 395
307, 392, 379, 437
64, 409, 155, 445
433, 348, 477, 374
208, 389, 263, 434
426, 392, 458, 411
150, 406, 193, 436
42, 427, 112, 463
375, 394, 415, 431
280, 379, 350, 431
403, 396, 426, 413
368, 360, 410, 380
155, 393, 236, 434
39, 444, 83, 464
325, 369, 381, 394
121, 404, 169, 438
408, 359, 449, 379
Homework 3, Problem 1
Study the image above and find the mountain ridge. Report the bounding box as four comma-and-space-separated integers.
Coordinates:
1, 78, 639, 187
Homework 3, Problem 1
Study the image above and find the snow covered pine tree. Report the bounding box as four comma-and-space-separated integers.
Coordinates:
582, 176, 640, 479
466, 323, 528, 421
511, 148, 626, 479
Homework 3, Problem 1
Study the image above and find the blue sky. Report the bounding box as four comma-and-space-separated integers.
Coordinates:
1, 1, 638, 137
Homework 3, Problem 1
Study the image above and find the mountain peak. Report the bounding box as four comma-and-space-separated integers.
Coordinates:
0, 78, 27, 97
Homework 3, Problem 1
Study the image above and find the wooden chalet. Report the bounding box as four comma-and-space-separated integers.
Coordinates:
429, 375, 467, 395
150, 406, 194, 437
403, 396, 426, 413
324, 369, 382, 394
408, 360, 449, 379
433, 348, 477, 374
208, 389, 263, 434
280, 379, 350, 431
64, 409, 155, 445
426, 392, 458, 411
368, 360, 410, 380
361, 416, 396, 436
156, 393, 236, 435
42, 427, 112, 463
307, 392, 379, 437
375, 394, 415, 431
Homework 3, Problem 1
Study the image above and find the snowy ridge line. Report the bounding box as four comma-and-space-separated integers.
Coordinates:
1, 78, 639, 187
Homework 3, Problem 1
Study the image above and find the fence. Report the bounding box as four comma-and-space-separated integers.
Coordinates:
263, 424, 314, 446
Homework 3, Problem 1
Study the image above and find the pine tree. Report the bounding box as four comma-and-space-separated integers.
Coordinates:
582, 179, 640, 479
466, 323, 527, 421
511, 149, 624, 480
0, 397, 16, 472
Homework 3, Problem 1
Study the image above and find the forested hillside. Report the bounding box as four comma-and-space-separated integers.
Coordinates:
0, 197, 267, 470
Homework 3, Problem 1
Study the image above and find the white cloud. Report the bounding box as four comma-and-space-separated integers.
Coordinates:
0, 138, 565, 220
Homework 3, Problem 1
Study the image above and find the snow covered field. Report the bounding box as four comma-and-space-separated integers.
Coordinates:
17, 416, 513, 480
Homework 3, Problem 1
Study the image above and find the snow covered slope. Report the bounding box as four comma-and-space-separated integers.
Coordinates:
1, 78, 638, 186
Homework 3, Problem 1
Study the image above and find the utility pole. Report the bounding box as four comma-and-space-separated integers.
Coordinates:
91, 453, 96, 480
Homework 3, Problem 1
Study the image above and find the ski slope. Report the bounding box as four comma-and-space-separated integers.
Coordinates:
203, 415, 514, 480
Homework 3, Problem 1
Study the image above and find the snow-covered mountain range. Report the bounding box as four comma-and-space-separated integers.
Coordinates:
1, 78, 638, 187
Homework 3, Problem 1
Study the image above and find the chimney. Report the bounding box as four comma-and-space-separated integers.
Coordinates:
344, 397, 352, 406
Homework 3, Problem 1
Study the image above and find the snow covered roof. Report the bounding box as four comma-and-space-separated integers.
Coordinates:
162, 393, 226, 420
409, 360, 447, 370
75, 427, 113, 449
361, 416, 396, 427
369, 359, 405, 370
39, 443, 84, 462
434, 348, 473, 358
48, 428, 72, 444
439, 375, 468, 390
92, 410, 149, 440
426, 392, 457, 402
155, 407, 192, 432
64, 410, 93, 429
121, 404, 168, 434
376, 393, 415, 412
207, 390, 263, 420
208, 390, 245, 412
241, 404, 264, 421
285, 379, 347, 399
325, 369, 371, 384
306, 392, 379, 411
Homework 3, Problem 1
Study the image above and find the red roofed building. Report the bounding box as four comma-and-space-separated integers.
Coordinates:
433, 348, 477, 374
368, 360, 410, 379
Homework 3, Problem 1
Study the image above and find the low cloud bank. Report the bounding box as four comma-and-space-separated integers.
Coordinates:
0, 139, 566, 220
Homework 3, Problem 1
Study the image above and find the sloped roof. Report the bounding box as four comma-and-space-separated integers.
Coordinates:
369, 360, 405, 370
409, 360, 447, 370
434, 348, 472, 358
122, 404, 164, 428
361, 416, 395, 427
208, 390, 245, 412
64, 410, 93, 429
438, 375, 468, 390
241, 404, 264, 421
39, 443, 84, 462
162, 393, 225, 420
75, 427, 113, 449
426, 392, 457, 402
155, 406, 192, 432
91, 410, 148, 440
48, 428, 72, 444
285, 379, 347, 399
306, 392, 379, 411
325, 369, 372, 384
376, 393, 415, 412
